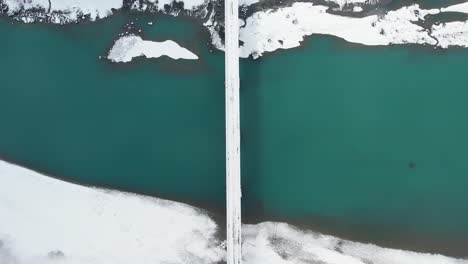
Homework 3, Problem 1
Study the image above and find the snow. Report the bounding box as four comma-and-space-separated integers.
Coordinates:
239, 0, 260, 7
4, 0, 468, 56
3, 0, 21, 13
432, 21, 468, 48
239, 2, 468, 58
239, 3, 437, 58
2, 0, 122, 21
135, 0, 207, 12
107, 35, 198, 63
353, 6, 363, 12
1, 160, 468, 264
204, 10, 224, 50
49, 0, 122, 20
0, 160, 224, 264
377, 5, 439, 45
442, 2, 468, 14
2, 0, 206, 22
3, 0, 49, 14
243, 222, 468, 264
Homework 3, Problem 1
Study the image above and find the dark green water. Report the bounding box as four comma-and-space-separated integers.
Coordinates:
2, 12, 468, 256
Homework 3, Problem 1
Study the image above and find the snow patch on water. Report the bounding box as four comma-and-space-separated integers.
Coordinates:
107, 35, 198, 62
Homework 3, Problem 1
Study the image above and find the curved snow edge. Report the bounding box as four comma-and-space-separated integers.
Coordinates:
1, 160, 468, 264
0, 159, 224, 264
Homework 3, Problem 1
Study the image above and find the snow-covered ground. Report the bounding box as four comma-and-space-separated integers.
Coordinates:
3, 0, 468, 58
432, 21, 468, 49
1, 0, 207, 23
135, 0, 207, 12
243, 222, 468, 264
442, 2, 468, 13
0, 160, 224, 264
107, 35, 198, 62
2, 0, 122, 23
1, 161, 468, 264
239, 2, 468, 58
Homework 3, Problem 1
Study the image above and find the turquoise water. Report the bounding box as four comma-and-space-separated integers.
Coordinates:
241, 36, 468, 255
1, 12, 468, 256
0, 15, 226, 210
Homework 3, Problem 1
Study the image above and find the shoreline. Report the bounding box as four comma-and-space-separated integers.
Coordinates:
243, 210, 468, 258
3, 1, 468, 60
0, 158, 226, 264
2, 3, 468, 261
3, 154, 467, 260
0, 154, 227, 241
239, 32, 468, 64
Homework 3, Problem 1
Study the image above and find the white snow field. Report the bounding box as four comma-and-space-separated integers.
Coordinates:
0, 160, 224, 264
432, 21, 468, 49
107, 35, 198, 62
3, 0, 122, 22
3, 0, 468, 56
239, 2, 468, 58
243, 222, 468, 264
131, 0, 208, 12
2, 161, 468, 264
2, 0, 207, 23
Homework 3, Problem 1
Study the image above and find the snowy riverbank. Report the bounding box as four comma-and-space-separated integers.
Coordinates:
0, 0, 208, 23
243, 223, 468, 264
0, 160, 224, 264
1, 161, 468, 264
239, 2, 468, 58
1, 0, 122, 23
2, 0, 468, 59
